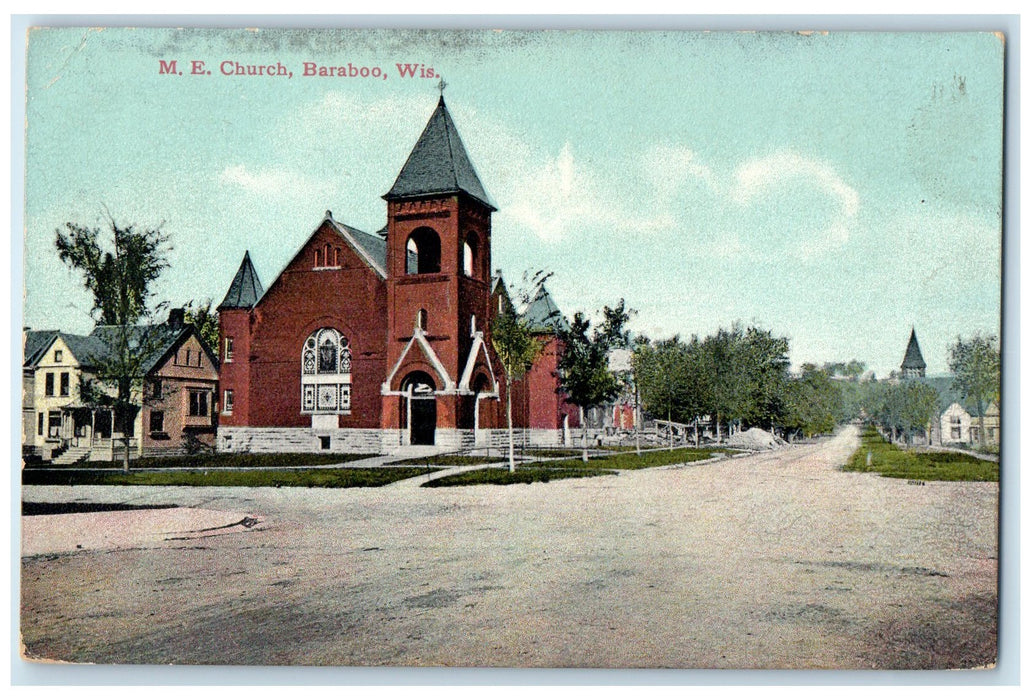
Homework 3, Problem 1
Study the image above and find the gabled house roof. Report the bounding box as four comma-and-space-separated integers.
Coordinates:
22, 314, 209, 378
219, 251, 265, 310
523, 284, 570, 334
384, 96, 496, 211
88, 321, 202, 375
901, 328, 927, 371
23, 329, 59, 367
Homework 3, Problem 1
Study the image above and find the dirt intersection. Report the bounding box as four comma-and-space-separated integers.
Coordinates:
20, 426, 998, 669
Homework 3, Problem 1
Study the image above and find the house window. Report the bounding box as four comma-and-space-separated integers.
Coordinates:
186, 349, 192, 366
47, 411, 61, 438
951, 427, 961, 439
950, 415, 961, 425
319, 435, 331, 450
54, 349, 63, 362
301, 328, 352, 414
150, 411, 165, 433
44, 373, 54, 397
224, 389, 234, 414
189, 390, 210, 418
37, 412, 44, 436
417, 309, 428, 331
60, 372, 70, 397
151, 379, 162, 399
225, 337, 234, 363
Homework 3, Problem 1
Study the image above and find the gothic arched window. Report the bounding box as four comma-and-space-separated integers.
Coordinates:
462, 234, 479, 278
301, 328, 352, 414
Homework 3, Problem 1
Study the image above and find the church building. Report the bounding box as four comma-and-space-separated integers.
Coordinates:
216, 96, 576, 453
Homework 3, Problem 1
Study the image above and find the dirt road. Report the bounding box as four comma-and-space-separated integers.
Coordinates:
20, 426, 998, 668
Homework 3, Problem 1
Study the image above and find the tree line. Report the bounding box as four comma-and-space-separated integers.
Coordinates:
631, 326, 854, 442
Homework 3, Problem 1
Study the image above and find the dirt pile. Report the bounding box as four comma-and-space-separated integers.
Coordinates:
726, 427, 785, 450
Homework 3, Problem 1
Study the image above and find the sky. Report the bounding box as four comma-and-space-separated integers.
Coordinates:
20, 28, 1004, 377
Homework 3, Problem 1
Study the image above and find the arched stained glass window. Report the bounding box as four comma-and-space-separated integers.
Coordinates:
301, 328, 352, 414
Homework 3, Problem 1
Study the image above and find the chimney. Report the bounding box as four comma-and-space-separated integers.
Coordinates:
168, 308, 185, 329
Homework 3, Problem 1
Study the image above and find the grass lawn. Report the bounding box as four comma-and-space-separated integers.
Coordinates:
422, 466, 617, 487
424, 446, 729, 486
523, 446, 732, 471
385, 455, 504, 467
102, 452, 372, 469
843, 429, 998, 482
21, 467, 436, 488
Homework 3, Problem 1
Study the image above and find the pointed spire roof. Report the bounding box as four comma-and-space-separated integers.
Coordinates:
901, 328, 927, 371
523, 284, 570, 334
219, 251, 264, 310
384, 97, 496, 211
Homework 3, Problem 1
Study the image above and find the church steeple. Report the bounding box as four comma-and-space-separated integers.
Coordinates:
218, 251, 264, 310
384, 96, 496, 211
901, 327, 927, 379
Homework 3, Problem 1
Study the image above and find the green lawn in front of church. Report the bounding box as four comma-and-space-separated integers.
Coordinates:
22, 466, 436, 488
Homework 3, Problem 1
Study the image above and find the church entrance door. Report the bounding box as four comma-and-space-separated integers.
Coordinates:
402, 371, 437, 446
410, 398, 436, 446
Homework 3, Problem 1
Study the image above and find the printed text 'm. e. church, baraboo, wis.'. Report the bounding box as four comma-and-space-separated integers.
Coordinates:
158, 58, 438, 80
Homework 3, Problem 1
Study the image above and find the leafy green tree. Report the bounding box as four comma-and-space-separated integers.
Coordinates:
634, 336, 690, 450
184, 299, 220, 355
873, 381, 940, 445
56, 217, 170, 471
698, 326, 752, 439
491, 306, 545, 472
556, 300, 631, 462
782, 365, 840, 439
948, 333, 1001, 448
740, 326, 791, 430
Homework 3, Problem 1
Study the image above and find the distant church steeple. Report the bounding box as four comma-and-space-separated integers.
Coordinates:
901, 327, 927, 379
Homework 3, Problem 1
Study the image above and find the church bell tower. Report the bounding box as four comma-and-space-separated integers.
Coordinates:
380, 95, 499, 447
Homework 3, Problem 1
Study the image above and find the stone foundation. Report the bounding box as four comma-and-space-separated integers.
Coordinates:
216, 426, 580, 454
218, 427, 385, 454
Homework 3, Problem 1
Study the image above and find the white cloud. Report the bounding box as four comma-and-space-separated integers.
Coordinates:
730, 151, 859, 256
219, 164, 336, 202
642, 143, 717, 198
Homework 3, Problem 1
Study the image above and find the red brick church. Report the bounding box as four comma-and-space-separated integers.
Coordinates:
216, 96, 579, 453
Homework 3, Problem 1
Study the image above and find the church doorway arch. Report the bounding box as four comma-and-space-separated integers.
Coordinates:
401, 371, 437, 445
472, 372, 492, 446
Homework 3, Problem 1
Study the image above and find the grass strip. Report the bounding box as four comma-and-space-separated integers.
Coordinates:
22, 467, 435, 488
843, 429, 998, 482
521, 447, 732, 471
422, 466, 616, 487
386, 455, 503, 467
104, 452, 372, 469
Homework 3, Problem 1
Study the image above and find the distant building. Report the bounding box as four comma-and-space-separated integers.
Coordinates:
22, 310, 218, 462
969, 400, 1000, 447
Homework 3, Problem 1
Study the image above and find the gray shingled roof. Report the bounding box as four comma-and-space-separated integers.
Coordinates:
523, 284, 570, 334
384, 97, 496, 210
338, 222, 388, 271
901, 328, 927, 370
88, 322, 197, 374
23, 330, 59, 367
219, 251, 264, 310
